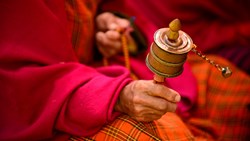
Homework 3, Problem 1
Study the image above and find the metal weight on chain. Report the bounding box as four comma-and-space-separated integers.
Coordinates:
145, 19, 232, 83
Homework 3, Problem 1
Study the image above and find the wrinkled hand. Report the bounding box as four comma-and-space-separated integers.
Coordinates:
115, 80, 181, 122
95, 12, 132, 58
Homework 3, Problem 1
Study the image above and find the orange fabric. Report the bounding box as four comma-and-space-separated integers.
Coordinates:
154, 113, 194, 140
69, 113, 194, 141
65, 0, 99, 64
186, 54, 250, 140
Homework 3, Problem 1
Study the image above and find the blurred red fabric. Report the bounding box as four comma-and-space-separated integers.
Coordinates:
101, 0, 250, 74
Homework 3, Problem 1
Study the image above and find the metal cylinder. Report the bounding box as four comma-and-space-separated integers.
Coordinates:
145, 28, 193, 78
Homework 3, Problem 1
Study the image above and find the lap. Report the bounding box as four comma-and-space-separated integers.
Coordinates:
69, 113, 194, 141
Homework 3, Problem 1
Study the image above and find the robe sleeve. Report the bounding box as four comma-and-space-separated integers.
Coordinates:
0, 0, 131, 140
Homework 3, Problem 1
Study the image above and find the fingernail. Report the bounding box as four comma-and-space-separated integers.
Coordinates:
175, 95, 181, 102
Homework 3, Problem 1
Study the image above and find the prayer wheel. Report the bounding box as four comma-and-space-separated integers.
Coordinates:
146, 19, 192, 82
145, 19, 232, 83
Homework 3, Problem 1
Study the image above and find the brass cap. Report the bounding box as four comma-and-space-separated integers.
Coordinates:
167, 19, 181, 41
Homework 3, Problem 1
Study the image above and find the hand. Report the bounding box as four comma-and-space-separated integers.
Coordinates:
95, 12, 132, 58
115, 80, 181, 122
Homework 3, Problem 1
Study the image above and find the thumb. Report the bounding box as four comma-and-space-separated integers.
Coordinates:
147, 82, 181, 103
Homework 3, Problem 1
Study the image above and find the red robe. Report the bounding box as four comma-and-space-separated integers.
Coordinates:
0, 0, 132, 140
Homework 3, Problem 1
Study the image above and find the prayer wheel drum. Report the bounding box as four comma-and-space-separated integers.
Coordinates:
146, 19, 232, 82
145, 19, 193, 82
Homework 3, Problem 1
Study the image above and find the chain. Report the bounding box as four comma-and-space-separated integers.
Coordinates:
191, 44, 232, 78
192, 44, 223, 71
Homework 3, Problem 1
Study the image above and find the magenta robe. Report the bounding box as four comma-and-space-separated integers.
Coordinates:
0, 0, 132, 140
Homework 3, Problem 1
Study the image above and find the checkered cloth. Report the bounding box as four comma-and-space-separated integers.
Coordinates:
185, 54, 250, 140
69, 113, 194, 141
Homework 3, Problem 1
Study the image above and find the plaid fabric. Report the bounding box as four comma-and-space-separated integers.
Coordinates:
186, 54, 250, 140
69, 113, 194, 141
65, 0, 99, 64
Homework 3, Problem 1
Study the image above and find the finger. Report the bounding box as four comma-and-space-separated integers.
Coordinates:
132, 103, 166, 116
97, 44, 116, 58
132, 80, 181, 103
96, 12, 131, 34
147, 82, 181, 103
96, 12, 116, 31
115, 18, 130, 29
107, 23, 118, 31
108, 18, 130, 31
132, 92, 167, 112
106, 30, 121, 40
132, 113, 163, 122
96, 32, 118, 58
96, 13, 128, 31
96, 32, 122, 51
135, 93, 177, 112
